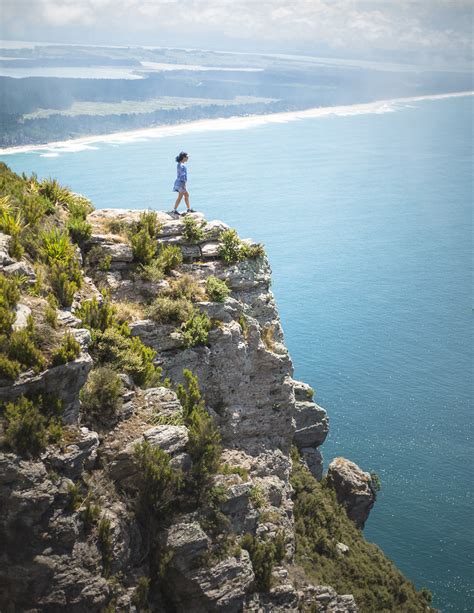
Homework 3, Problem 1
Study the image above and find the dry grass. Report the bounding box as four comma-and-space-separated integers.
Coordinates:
261, 323, 276, 351
115, 300, 146, 324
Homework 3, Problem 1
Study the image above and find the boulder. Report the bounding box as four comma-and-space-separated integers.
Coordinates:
43, 427, 99, 478
12, 303, 32, 330
326, 457, 376, 529
3, 261, 36, 283
0, 232, 14, 266
293, 401, 329, 448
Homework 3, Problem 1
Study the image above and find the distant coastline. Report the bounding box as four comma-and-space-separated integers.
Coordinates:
1, 90, 472, 156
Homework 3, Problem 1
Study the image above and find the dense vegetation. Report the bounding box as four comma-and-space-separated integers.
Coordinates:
291, 448, 433, 612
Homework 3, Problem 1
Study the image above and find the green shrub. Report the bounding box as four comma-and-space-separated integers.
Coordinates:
369, 472, 382, 497
206, 276, 230, 302
218, 229, 242, 264
219, 463, 249, 481
0, 354, 21, 383
49, 262, 78, 307
176, 368, 205, 420
81, 502, 100, 533
50, 332, 81, 366
80, 366, 124, 425
165, 274, 204, 301
67, 216, 92, 244
132, 577, 151, 611
91, 326, 161, 388
156, 244, 183, 274
38, 177, 74, 206
39, 227, 76, 264
218, 229, 265, 263
147, 296, 193, 324
240, 533, 283, 591
187, 405, 222, 489
76, 294, 117, 331
4, 396, 47, 457
98, 517, 113, 577
0, 273, 20, 334
134, 440, 181, 516
249, 485, 266, 509
67, 482, 81, 511
67, 196, 94, 219
135, 210, 162, 239
182, 216, 206, 244
8, 328, 45, 372
240, 242, 265, 259
45, 294, 58, 328
137, 257, 164, 283
180, 311, 212, 348
176, 369, 221, 492
131, 228, 157, 264
20, 193, 50, 227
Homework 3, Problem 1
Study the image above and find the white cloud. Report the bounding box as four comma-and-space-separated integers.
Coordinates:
1, 0, 472, 64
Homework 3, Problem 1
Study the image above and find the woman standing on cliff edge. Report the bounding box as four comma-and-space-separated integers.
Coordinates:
170, 151, 195, 216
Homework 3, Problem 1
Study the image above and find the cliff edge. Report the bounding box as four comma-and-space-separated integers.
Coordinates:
0, 164, 434, 612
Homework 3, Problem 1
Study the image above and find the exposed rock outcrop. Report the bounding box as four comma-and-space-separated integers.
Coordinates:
326, 457, 377, 529
0, 203, 398, 613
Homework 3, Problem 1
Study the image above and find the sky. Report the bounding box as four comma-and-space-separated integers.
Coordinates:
1, 0, 473, 67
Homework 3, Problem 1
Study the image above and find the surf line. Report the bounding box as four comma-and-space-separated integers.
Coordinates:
1, 90, 472, 156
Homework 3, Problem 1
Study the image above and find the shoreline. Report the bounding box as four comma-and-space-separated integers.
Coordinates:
0, 90, 472, 156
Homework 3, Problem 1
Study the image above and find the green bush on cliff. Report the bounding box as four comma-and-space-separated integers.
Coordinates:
147, 296, 193, 324
164, 274, 204, 302
134, 440, 182, 517
182, 215, 206, 244
0, 273, 20, 334
218, 229, 265, 264
7, 327, 45, 373
76, 293, 117, 332
205, 275, 230, 302
180, 311, 212, 348
156, 244, 183, 274
80, 366, 124, 425
130, 211, 162, 264
290, 447, 433, 612
0, 355, 21, 383
177, 369, 221, 493
50, 332, 81, 366
91, 326, 161, 388
241, 532, 285, 591
3, 394, 64, 457
67, 215, 92, 245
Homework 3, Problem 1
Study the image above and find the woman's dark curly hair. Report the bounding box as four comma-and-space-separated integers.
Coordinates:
176, 151, 188, 163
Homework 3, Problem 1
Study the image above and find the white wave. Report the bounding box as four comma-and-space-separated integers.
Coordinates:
1, 91, 471, 156
39, 152, 60, 158
140, 61, 262, 72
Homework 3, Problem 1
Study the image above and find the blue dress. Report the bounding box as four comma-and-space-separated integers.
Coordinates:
173, 163, 187, 193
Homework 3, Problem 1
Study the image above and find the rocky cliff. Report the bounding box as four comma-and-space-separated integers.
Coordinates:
0, 165, 434, 612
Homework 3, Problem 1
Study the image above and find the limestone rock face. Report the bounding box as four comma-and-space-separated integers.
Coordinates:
0, 353, 93, 423
0, 209, 365, 612
326, 457, 376, 529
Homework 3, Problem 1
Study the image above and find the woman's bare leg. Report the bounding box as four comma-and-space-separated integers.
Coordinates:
174, 193, 184, 210
184, 191, 190, 210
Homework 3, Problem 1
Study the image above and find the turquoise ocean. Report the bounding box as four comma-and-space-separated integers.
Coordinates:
1, 94, 472, 611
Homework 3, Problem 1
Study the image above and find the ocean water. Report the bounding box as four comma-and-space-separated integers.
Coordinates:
1, 94, 472, 612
